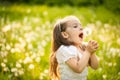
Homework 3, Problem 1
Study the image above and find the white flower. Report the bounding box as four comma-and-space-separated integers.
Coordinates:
1, 62, 6, 67
117, 38, 120, 45
98, 67, 102, 72
24, 56, 32, 64
83, 27, 92, 36
11, 68, 17, 72
41, 40, 47, 47
3, 67, 9, 72
2, 25, 11, 32
3, 59, 7, 63
16, 63, 21, 68
118, 72, 120, 75
6, 44, 11, 50
44, 69, 48, 73
43, 11, 48, 16
31, 54, 36, 59
0, 51, 8, 57
35, 57, 40, 63
27, 9, 31, 13
102, 74, 107, 79
18, 69, 24, 75
14, 72, 18, 77
96, 20, 102, 27
18, 59, 23, 63
28, 64, 34, 69
113, 62, 116, 66
108, 62, 112, 67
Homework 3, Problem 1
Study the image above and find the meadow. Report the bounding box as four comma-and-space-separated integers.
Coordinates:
0, 4, 120, 80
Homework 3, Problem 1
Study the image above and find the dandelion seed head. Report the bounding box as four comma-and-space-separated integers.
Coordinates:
3, 67, 9, 72
28, 64, 34, 69
102, 74, 107, 79
2, 25, 11, 32
1, 62, 6, 67
16, 63, 21, 68
24, 57, 32, 64
11, 68, 17, 72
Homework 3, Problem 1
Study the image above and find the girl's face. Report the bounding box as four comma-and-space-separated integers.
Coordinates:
62, 17, 83, 46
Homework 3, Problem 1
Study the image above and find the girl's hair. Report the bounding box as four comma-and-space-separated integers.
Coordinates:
49, 16, 78, 80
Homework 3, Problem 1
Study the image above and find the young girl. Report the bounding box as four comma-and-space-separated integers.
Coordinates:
49, 16, 99, 80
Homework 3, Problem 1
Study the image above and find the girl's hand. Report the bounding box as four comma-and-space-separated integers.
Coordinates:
86, 40, 99, 54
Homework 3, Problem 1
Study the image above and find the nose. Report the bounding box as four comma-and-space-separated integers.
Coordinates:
79, 27, 83, 31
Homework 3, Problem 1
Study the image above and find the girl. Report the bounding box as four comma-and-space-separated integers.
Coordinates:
49, 16, 99, 80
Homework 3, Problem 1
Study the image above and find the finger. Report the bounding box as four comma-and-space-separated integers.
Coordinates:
89, 40, 92, 44
91, 40, 96, 45
93, 42, 98, 46
94, 45, 98, 49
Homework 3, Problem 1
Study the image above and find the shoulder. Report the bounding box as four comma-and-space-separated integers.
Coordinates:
57, 45, 77, 54
56, 45, 78, 63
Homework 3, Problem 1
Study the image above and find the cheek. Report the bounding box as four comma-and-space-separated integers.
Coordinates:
69, 33, 78, 41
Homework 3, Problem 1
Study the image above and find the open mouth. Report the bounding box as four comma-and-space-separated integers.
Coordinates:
79, 32, 83, 39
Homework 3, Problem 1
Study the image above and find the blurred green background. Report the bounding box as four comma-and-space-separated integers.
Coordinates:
0, 0, 120, 80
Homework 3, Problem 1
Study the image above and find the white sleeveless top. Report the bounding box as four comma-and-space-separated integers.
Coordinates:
56, 45, 88, 80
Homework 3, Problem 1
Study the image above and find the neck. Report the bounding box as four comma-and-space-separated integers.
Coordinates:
74, 43, 82, 49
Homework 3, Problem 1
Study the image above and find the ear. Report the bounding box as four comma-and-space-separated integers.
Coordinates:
61, 32, 69, 38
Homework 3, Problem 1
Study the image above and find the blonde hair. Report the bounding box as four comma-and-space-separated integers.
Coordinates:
49, 16, 79, 80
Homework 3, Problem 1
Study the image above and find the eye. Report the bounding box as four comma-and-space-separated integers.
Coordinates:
73, 25, 77, 28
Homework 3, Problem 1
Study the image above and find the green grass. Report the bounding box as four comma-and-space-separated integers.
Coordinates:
0, 4, 120, 80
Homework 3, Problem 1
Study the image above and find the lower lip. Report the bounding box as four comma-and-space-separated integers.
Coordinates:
80, 37, 83, 40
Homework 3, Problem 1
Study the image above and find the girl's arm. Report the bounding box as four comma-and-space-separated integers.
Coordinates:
66, 50, 91, 73
89, 54, 99, 69
83, 41, 99, 69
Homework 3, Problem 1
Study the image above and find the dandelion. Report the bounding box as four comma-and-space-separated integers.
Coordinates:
1, 62, 6, 67
98, 67, 102, 72
43, 11, 48, 16
35, 57, 40, 63
8, 74, 12, 79
27, 9, 31, 13
31, 54, 37, 59
11, 48, 15, 53
28, 44, 33, 49
117, 38, 120, 45
14, 47, 21, 53
113, 62, 116, 66
28, 64, 34, 69
102, 74, 107, 79
11, 68, 17, 72
83, 27, 92, 37
23, 17, 28, 23
6, 44, 11, 50
96, 20, 102, 27
3, 67, 9, 72
16, 63, 21, 68
44, 69, 48, 73
18, 59, 23, 63
3, 59, 7, 63
41, 40, 47, 47
0, 51, 8, 57
23, 56, 32, 64
2, 24, 11, 32
104, 23, 110, 28
39, 73, 46, 80
39, 75, 43, 80
14, 72, 18, 77
18, 69, 24, 75
33, 17, 40, 23
108, 62, 112, 67
118, 72, 120, 75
